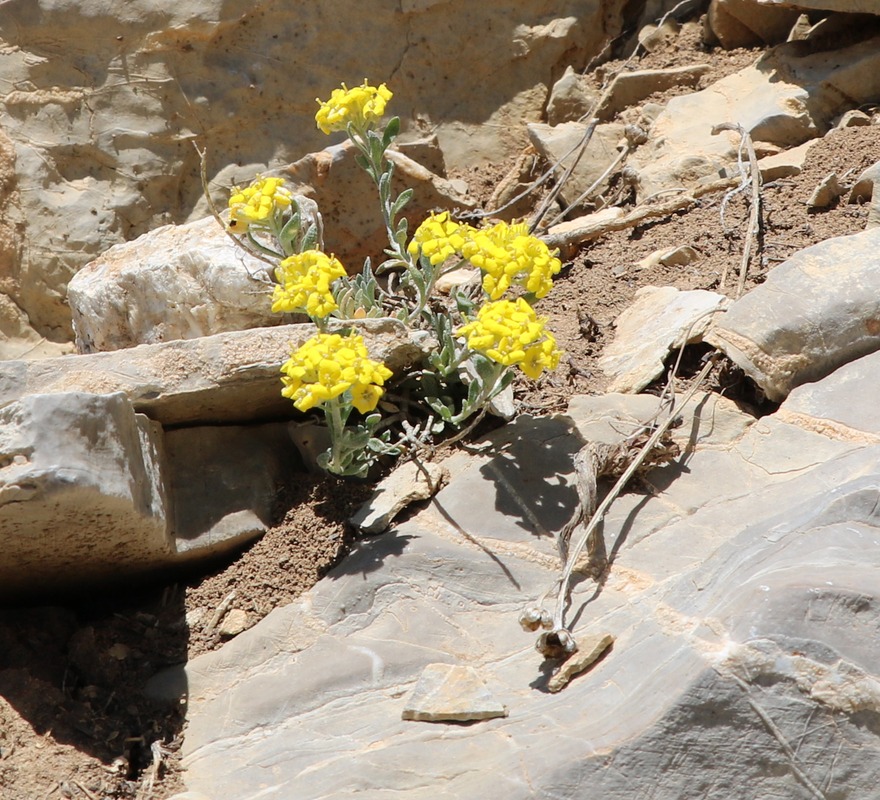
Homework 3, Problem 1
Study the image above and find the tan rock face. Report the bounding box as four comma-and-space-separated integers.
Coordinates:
0, 0, 626, 342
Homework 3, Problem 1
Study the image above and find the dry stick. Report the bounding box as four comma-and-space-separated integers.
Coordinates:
540, 176, 741, 250
711, 123, 762, 298
204, 591, 236, 635
551, 352, 720, 630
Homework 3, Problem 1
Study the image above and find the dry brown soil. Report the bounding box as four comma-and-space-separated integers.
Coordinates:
2, 16, 880, 800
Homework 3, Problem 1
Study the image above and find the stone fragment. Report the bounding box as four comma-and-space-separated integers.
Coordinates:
282, 141, 475, 270
706, 227, 880, 401
599, 286, 729, 393
350, 460, 449, 535
632, 244, 700, 272
629, 36, 880, 200
848, 159, 880, 203
527, 122, 625, 211
218, 609, 249, 638
68, 217, 278, 354
757, 140, 811, 180
836, 109, 871, 129
547, 633, 614, 693
596, 65, 710, 121
0, 392, 169, 597
0, 320, 429, 427
807, 171, 845, 208
401, 664, 508, 722
546, 66, 597, 126
707, 0, 800, 48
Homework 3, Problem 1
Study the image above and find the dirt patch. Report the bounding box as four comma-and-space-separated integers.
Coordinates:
2, 13, 879, 800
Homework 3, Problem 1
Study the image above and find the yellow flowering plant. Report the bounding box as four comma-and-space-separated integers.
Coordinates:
214, 79, 567, 477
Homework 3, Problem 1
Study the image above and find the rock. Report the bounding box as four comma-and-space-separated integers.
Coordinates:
1, 0, 627, 342
547, 633, 615, 693
149, 386, 880, 799
68, 217, 279, 354
756, 0, 879, 11
631, 244, 700, 272
0, 294, 73, 361
637, 17, 681, 52
599, 286, 729, 393
218, 609, 249, 638
527, 121, 625, 211
848, 159, 880, 202
806, 171, 845, 208
596, 65, 710, 121
629, 36, 880, 200
836, 109, 871, 128
0, 392, 169, 597
707, 0, 800, 49
282, 141, 475, 270
350, 460, 449, 536
401, 663, 508, 722
0, 320, 429, 427
706, 227, 880, 401
757, 140, 811, 180
546, 66, 598, 126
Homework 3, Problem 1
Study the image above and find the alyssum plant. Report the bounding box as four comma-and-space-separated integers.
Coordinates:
222, 80, 564, 478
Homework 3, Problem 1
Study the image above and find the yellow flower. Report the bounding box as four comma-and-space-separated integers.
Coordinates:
227, 176, 292, 233
456, 298, 562, 378
315, 80, 393, 135
280, 333, 393, 413
461, 221, 562, 300
408, 212, 473, 266
272, 250, 347, 318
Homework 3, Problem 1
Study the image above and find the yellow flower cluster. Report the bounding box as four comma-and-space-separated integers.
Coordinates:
461, 221, 562, 300
227, 176, 291, 232
280, 333, 394, 413
407, 211, 470, 266
456, 298, 562, 379
315, 80, 393, 135
272, 250, 347, 318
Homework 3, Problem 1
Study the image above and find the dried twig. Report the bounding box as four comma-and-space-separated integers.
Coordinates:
204, 591, 236, 635
712, 123, 762, 297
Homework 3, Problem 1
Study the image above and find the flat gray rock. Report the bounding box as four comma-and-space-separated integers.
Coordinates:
401, 663, 508, 722
151, 381, 880, 799
706, 226, 880, 401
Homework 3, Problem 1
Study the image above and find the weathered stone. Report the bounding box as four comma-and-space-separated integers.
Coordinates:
706, 227, 880, 401
282, 141, 476, 270
527, 122, 625, 211
0, 320, 429, 427
836, 109, 871, 128
547, 633, 615, 693
596, 65, 710, 120
757, 0, 879, 12
632, 244, 700, 272
218, 609, 249, 638
149, 390, 880, 799
757, 140, 811, 180
0, 0, 625, 340
0, 392, 169, 597
401, 663, 508, 722
546, 66, 597, 126
806, 171, 845, 208
848, 159, 880, 202
68, 217, 279, 354
630, 36, 880, 199
707, 0, 800, 48
350, 460, 449, 536
599, 286, 729, 393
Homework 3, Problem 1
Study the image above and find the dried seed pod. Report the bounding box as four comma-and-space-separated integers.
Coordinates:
519, 605, 553, 632
536, 627, 577, 659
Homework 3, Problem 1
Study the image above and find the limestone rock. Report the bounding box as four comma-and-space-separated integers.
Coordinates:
149, 386, 880, 799
350, 460, 449, 536
0, 320, 430, 427
596, 65, 710, 120
706, 227, 880, 401
401, 664, 508, 722
630, 36, 880, 200
218, 609, 249, 638
631, 244, 700, 273
756, 0, 879, 11
848, 159, 880, 202
282, 141, 475, 270
546, 66, 598, 126
806, 171, 845, 208
0, 392, 169, 597
757, 140, 811, 180
0, 0, 624, 340
68, 217, 279, 354
707, 0, 800, 48
599, 286, 729, 393
527, 121, 625, 211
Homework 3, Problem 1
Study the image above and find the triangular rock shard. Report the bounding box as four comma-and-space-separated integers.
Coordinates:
402, 663, 508, 722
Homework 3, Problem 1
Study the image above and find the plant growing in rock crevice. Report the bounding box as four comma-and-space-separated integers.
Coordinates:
219, 80, 564, 477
